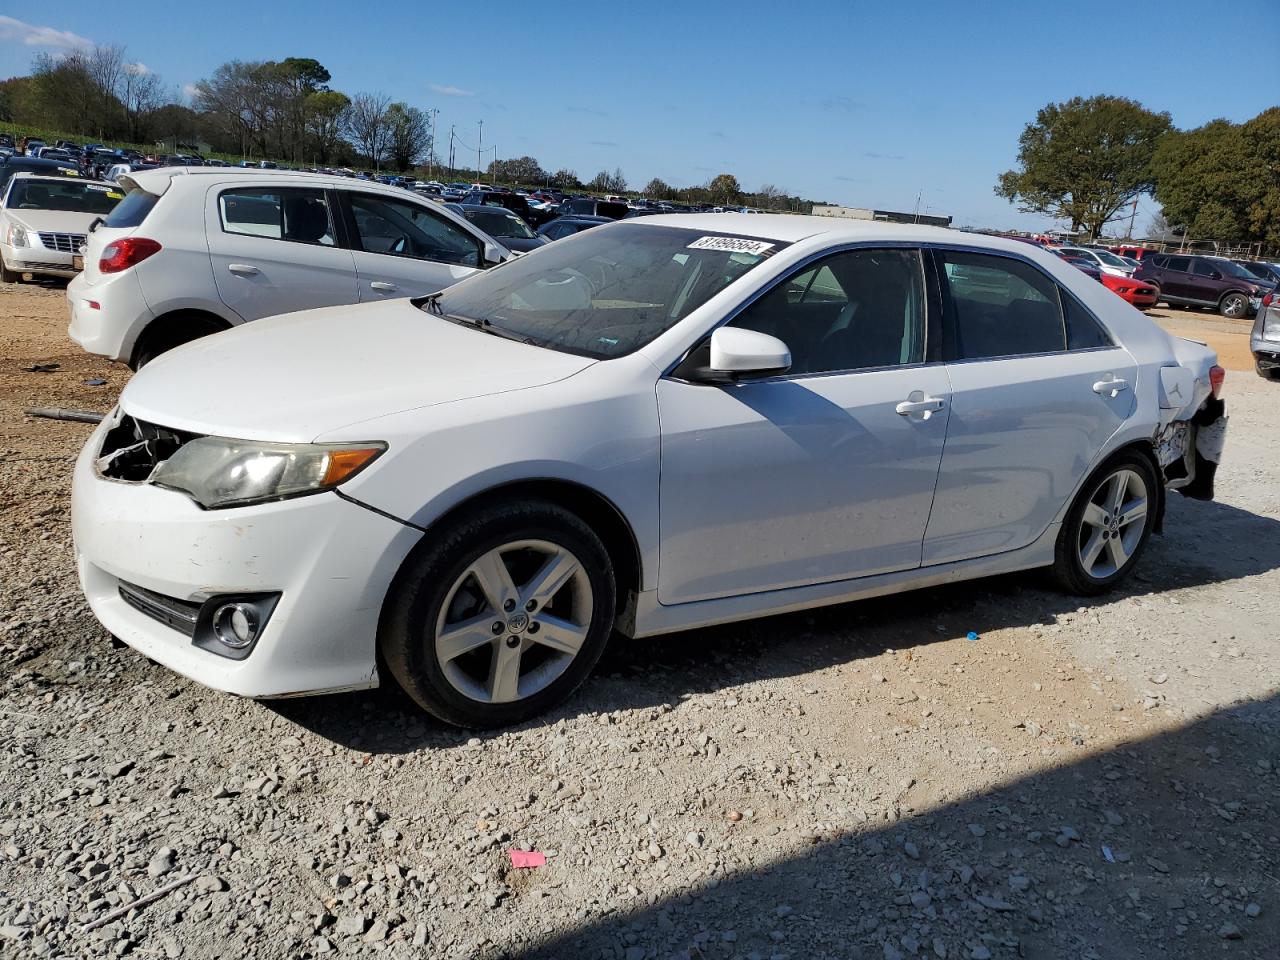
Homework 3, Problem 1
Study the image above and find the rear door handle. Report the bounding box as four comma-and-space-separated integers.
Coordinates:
370, 281, 397, 292
895, 395, 947, 417
227, 263, 259, 276
1093, 377, 1130, 396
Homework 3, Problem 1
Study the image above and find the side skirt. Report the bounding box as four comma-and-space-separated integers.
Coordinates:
626, 523, 1060, 638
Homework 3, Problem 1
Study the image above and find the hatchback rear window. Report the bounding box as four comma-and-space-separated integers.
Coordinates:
105, 190, 159, 229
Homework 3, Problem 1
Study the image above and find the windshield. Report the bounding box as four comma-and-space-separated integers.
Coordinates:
1090, 250, 1127, 267
468, 209, 535, 239
434, 223, 784, 359
1216, 259, 1258, 280
6, 179, 122, 214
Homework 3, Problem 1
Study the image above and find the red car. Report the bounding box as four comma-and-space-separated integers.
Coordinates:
1099, 272, 1158, 310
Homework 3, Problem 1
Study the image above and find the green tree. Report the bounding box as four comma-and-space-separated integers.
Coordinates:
643, 177, 673, 198
551, 168, 578, 189
708, 173, 742, 204
385, 102, 430, 172
996, 95, 1171, 239
1152, 109, 1280, 249
489, 155, 547, 184
305, 90, 350, 164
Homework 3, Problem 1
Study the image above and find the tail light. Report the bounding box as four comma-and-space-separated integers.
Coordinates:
100, 237, 162, 274
1209, 365, 1225, 398
1264, 292, 1274, 308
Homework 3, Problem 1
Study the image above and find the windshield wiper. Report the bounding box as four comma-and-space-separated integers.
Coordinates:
415, 291, 445, 315
413, 294, 538, 345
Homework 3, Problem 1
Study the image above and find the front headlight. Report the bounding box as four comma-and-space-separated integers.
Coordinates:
6, 224, 28, 247
150, 437, 385, 509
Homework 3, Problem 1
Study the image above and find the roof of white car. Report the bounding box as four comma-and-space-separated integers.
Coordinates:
634, 213, 1030, 253
123, 166, 428, 202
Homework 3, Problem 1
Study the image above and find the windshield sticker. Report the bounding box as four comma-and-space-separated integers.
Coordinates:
687, 236, 775, 256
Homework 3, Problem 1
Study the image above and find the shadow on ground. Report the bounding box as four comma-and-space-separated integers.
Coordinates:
512, 692, 1279, 960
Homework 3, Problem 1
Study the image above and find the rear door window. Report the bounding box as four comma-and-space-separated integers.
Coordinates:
939, 251, 1066, 360
219, 187, 336, 246
1163, 256, 1191, 272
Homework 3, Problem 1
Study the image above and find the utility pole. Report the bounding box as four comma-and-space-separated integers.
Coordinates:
426, 108, 439, 179
1126, 197, 1138, 240
491, 145, 497, 185
477, 120, 483, 181
913, 188, 923, 223
448, 125, 455, 177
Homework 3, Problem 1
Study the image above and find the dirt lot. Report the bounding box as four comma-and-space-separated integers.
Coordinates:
1, 283, 1277, 960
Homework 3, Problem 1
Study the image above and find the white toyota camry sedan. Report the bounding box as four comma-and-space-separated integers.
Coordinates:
72, 215, 1227, 728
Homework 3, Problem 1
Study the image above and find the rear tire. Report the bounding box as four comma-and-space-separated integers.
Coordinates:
380, 500, 616, 728
130, 314, 229, 369
1051, 451, 1159, 595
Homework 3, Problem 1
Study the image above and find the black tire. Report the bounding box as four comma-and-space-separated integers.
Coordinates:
380, 500, 616, 728
1051, 450, 1159, 596
1218, 292, 1250, 319
130, 315, 229, 370
0, 257, 20, 283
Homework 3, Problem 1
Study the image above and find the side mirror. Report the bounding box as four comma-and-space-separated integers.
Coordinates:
678, 327, 791, 383
481, 241, 508, 268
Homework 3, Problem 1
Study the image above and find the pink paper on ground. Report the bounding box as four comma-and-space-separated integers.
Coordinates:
508, 849, 547, 869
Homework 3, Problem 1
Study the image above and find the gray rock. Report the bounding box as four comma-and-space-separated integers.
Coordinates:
1219, 923, 1242, 940
146, 848, 175, 878
1244, 903, 1261, 918
335, 913, 367, 937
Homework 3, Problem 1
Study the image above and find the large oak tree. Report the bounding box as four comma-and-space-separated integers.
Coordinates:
996, 95, 1171, 238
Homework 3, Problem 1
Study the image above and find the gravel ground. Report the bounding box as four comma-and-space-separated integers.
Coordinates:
1, 283, 1277, 960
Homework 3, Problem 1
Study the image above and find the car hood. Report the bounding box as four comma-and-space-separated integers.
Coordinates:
118, 299, 597, 442
3, 208, 101, 234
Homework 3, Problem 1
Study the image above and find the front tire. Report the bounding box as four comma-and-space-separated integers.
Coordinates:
1219, 292, 1249, 319
0, 257, 20, 283
1052, 452, 1158, 595
381, 500, 616, 728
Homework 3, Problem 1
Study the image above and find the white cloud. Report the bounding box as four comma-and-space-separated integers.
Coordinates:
182, 83, 200, 100
0, 15, 93, 50
125, 62, 151, 76
429, 83, 474, 97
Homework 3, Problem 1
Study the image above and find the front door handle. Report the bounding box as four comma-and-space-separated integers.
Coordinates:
370, 281, 397, 292
227, 263, 259, 276
895, 394, 946, 417
1093, 377, 1130, 397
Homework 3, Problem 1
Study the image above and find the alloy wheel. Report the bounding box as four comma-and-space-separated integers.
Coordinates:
1221, 294, 1248, 319
1076, 468, 1149, 580
433, 539, 593, 703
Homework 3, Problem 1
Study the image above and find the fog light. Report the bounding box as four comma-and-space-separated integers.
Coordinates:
211, 602, 259, 649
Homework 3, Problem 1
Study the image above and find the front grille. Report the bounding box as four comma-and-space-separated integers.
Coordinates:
118, 581, 200, 636
96, 414, 198, 482
36, 232, 86, 253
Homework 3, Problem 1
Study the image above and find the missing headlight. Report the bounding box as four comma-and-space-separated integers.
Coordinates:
96, 414, 200, 482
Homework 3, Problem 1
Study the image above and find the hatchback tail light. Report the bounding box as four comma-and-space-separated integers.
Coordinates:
1264, 292, 1274, 308
1209, 365, 1225, 398
99, 237, 162, 274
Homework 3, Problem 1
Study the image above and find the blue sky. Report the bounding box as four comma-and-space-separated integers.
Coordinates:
2, 1, 1276, 230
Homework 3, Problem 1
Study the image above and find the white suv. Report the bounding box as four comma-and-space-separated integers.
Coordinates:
68, 167, 509, 368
